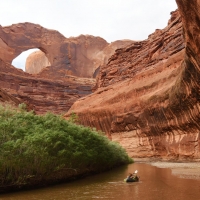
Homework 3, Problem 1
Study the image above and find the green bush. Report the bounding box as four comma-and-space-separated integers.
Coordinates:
0, 105, 132, 187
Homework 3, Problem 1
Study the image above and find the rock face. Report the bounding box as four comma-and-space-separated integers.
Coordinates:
0, 23, 66, 67
0, 56, 95, 114
63, 35, 108, 78
0, 88, 21, 106
0, 24, 133, 78
25, 51, 50, 74
24, 35, 133, 77
0, 23, 133, 114
66, 3, 200, 161
92, 39, 135, 78
0, 23, 105, 78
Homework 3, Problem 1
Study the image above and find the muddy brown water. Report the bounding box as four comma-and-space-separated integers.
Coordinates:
0, 163, 200, 200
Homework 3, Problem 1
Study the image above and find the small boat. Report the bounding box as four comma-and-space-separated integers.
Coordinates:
124, 176, 139, 182
124, 170, 139, 182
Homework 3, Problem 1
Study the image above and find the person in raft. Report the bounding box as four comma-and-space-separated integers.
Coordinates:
127, 173, 133, 179
132, 170, 139, 181
126, 170, 139, 181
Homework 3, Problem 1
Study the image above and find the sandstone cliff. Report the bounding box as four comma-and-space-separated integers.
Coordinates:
0, 23, 133, 114
66, 2, 200, 161
24, 35, 133, 78
0, 87, 21, 106
0, 56, 95, 114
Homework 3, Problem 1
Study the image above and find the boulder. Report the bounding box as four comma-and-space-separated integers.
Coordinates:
25, 51, 50, 74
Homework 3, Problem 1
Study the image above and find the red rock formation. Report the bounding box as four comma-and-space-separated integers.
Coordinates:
24, 35, 133, 78
0, 23, 99, 78
0, 56, 95, 114
0, 87, 21, 106
66, 37, 134, 78
0, 74, 95, 115
0, 23, 66, 67
66, 4, 200, 161
63, 35, 108, 78
0, 23, 133, 114
0, 24, 133, 78
25, 51, 50, 74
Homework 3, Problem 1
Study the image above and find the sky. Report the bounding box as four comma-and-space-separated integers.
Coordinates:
0, 0, 178, 70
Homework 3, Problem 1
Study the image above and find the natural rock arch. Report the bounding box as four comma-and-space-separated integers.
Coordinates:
0, 22, 68, 68
0, 23, 134, 78
0, 23, 107, 78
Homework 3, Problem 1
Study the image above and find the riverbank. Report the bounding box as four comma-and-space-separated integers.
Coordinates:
150, 162, 200, 180
133, 158, 200, 180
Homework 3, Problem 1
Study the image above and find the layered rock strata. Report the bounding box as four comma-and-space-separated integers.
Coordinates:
0, 74, 95, 115
0, 24, 133, 114
0, 88, 21, 106
66, 4, 200, 161
0, 58, 95, 114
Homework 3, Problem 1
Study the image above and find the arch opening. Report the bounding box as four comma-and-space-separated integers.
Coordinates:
12, 48, 51, 74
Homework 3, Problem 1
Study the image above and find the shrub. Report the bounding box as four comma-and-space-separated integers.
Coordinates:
0, 105, 132, 188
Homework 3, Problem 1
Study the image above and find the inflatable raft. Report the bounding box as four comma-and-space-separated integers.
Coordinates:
124, 170, 139, 182
124, 176, 139, 182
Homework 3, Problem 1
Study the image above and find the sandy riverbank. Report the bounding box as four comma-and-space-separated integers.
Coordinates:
149, 162, 200, 180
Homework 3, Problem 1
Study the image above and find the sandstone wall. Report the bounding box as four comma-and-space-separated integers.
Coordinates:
0, 72, 95, 114
66, 5, 200, 161
0, 87, 21, 106
0, 57, 95, 114
0, 23, 134, 114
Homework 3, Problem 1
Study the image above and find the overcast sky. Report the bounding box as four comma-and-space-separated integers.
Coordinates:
0, 0, 178, 70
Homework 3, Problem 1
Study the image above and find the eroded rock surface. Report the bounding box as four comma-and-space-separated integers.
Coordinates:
0, 24, 133, 78
24, 36, 133, 77
0, 87, 21, 106
0, 23, 133, 114
66, 5, 200, 161
25, 51, 50, 74
0, 57, 95, 114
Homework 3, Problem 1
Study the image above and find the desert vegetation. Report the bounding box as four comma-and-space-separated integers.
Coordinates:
0, 104, 132, 191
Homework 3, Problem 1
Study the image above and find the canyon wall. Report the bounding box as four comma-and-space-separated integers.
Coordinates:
0, 23, 133, 114
66, 3, 200, 161
0, 59, 95, 114
0, 88, 21, 106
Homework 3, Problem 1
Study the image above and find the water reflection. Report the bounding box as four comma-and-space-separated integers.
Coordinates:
0, 163, 200, 200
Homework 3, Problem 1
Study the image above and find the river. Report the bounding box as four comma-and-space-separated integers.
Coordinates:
0, 162, 200, 200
